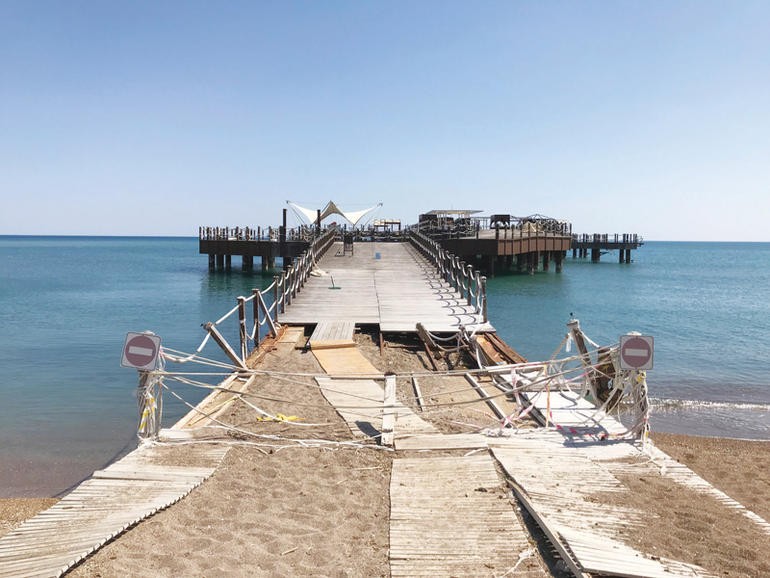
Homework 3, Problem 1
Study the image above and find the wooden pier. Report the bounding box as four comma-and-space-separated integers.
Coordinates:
200, 210, 643, 276
571, 233, 645, 263
7, 219, 766, 578
198, 208, 318, 271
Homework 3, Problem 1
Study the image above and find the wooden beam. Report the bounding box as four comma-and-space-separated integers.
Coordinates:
463, 373, 506, 420
381, 375, 396, 447
202, 322, 249, 371
411, 377, 425, 412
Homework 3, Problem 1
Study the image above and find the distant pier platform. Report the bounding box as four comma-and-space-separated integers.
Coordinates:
199, 210, 643, 275
571, 233, 645, 263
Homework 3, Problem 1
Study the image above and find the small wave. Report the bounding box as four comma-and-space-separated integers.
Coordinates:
649, 398, 770, 411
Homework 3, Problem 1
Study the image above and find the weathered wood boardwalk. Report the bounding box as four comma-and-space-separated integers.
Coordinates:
280, 241, 492, 333
0, 444, 227, 578
313, 341, 437, 441
521, 388, 629, 436
490, 430, 714, 577
389, 454, 545, 577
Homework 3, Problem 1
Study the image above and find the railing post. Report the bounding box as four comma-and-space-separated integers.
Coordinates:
252, 289, 260, 349
481, 276, 488, 323
286, 266, 293, 306
273, 275, 280, 323
466, 264, 473, 305
238, 296, 248, 361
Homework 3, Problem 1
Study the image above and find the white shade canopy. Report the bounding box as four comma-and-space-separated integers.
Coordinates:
287, 200, 382, 227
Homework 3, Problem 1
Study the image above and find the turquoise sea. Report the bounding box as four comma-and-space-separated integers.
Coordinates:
1, 236, 769, 497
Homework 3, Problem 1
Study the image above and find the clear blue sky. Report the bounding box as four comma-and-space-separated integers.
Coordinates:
1, 1, 768, 240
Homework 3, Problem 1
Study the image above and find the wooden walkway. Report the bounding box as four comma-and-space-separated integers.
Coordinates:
308, 320, 355, 349
389, 454, 545, 577
280, 242, 492, 333
490, 430, 712, 577
521, 388, 629, 436
390, 426, 719, 577
0, 443, 227, 578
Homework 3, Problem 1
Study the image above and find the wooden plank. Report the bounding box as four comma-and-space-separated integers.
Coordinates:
312, 345, 381, 376
463, 373, 507, 420
0, 443, 227, 578
381, 375, 396, 447
389, 454, 545, 577
410, 377, 425, 412
315, 377, 384, 439
278, 242, 493, 332
520, 388, 628, 436
315, 376, 436, 441
395, 433, 488, 451
490, 433, 713, 578
277, 325, 305, 344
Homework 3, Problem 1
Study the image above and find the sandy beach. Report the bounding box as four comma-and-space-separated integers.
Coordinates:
1, 331, 769, 577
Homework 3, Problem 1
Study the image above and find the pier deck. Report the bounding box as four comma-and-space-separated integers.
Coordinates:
279, 241, 493, 333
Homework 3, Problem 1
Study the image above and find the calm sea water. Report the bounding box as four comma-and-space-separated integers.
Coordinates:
1, 236, 768, 496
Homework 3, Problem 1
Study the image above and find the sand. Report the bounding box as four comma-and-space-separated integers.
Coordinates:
1, 330, 769, 577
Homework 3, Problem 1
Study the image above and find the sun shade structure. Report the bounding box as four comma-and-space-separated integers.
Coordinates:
287, 201, 382, 227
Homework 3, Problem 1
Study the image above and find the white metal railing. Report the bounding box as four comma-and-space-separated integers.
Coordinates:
407, 229, 487, 323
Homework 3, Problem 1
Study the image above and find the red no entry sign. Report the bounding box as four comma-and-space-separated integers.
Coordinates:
619, 334, 654, 370
121, 332, 162, 370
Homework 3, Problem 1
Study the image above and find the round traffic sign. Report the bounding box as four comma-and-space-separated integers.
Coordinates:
619, 335, 654, 370
122, 333, 161, 370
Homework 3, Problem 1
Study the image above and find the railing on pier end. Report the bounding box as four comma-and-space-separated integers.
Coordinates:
571, 233, 644, 246
199, 224, 320, 243
417, 213, 572, 241
407, 229, 488, 323
198, 226, 338, 368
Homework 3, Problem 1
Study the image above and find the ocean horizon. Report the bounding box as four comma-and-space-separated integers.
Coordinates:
1, 235, 768, 497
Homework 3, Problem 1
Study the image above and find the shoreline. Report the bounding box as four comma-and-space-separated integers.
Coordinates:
1, 329, 769, 577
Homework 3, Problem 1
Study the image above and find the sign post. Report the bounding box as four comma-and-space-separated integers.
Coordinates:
619, 333, 653, 445
121, 332, 162, 371
619, 334, 654, 371
121, 332, 163, 440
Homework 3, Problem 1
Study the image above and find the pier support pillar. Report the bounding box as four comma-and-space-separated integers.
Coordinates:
242, 255, 253, 270
619, 250, 625, 264
591, 248, 600, 263
209, 254, 215, 271
542, 252, 550, 272
625, 249, 631, 264
572, 247, 577, 259
516, 254, 525, 273
284, 256, 293, 269
555, 252, 563, 273
216, 254, 225, 269
225, 255, 231, 270
486, 255, 496, 277
527, 252, 537, 275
